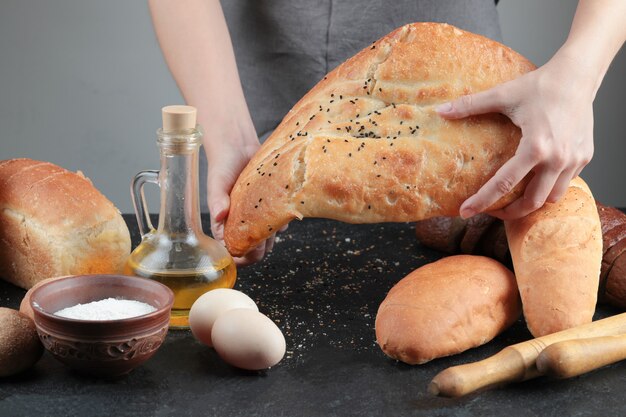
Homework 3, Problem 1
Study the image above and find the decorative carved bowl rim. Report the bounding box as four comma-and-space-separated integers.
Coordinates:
37, 326, 168, 362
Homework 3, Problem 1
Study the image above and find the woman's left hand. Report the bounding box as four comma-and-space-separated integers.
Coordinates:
436, 50, 596, 220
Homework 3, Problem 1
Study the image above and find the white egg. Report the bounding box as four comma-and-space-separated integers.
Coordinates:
189, 288, 258, 347
211, 309, 286, 371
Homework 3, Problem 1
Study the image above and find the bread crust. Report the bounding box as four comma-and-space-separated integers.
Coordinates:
375, 255, 521, 365
505, 177, 602, 337
415, 216, 468, 254
0, 159, 131, 289
224, 23, 536, 256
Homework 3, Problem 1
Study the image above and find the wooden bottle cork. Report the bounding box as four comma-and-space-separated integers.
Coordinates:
162, 105, 197, 132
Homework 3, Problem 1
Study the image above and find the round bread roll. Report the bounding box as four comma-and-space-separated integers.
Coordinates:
224, 22, 535, 256
20, 275, 72, 321
0, 307, 43, 377
375, 255, 521, 365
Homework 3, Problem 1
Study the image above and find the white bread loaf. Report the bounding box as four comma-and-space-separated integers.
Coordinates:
375, 255, 521, 365
0, 159, 131, 289
224, 23, 536, 256
504, 177, 602, 337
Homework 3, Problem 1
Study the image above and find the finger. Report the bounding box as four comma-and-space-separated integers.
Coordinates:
546, 168, 578, 203
207, 176, 230, 241
460, 153, 534, 218
234, 242, 266, 267
265, 234, 276, 253
573, 165, 585, 179
211, 219, 225, 242
573, 168, 582, 178
207, 169, 233, 223
233, 256, 256, 267
208, 192, 230, 224
436, 86, 507, 120
212, 200, 230, 223
489, 166, 560, 220
572, 132, 593, 180
233, 255, 255, 267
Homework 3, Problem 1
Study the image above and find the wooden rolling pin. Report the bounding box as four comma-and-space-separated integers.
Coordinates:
536, 334, 626, 379
429, 312, 626, 397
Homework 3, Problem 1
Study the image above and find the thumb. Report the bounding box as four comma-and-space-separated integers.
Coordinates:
207, 174, 232, 224
210, 195, 230, 223
436, 86, 506, 119
208, 194, 229, 242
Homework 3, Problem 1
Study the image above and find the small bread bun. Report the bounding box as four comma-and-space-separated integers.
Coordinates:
375, 255, 521, 364
0, 307, 43, 377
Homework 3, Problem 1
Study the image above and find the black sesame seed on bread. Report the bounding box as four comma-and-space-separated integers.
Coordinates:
224, 22, 535, 257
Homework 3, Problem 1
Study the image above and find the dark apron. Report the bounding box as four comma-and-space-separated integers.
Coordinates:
201, 0, 502, 210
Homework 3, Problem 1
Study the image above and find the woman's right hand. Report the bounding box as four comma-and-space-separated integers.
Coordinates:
149, 0, 284, 265
204, 120, 280, 266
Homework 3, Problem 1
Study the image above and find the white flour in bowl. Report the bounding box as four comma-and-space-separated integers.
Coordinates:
54, 298, 156, 320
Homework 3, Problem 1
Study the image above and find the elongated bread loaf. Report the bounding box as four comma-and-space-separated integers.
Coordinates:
504, 177, 602, 337
375, 255, 521, 365
0, 159, 131, 289
414, 202, 626, 310
224, 23, 536, 256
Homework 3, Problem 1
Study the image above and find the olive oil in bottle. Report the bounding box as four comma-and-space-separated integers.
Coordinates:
125, 105, 236, 328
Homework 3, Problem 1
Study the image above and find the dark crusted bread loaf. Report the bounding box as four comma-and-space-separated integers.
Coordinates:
415, 196, 626, 309
415, 214, 509, 263
597, 203, 626, 308
224, 22, 536, 256
0, 159, 131, 289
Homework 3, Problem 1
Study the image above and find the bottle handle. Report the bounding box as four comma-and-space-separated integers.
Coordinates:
131, 170, 159, 237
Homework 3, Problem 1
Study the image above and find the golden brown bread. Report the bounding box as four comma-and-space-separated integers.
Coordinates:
0, 159, 131, 289
19, 275, 72, 321
504, 177, 602, 337
375, 255, 521, 365
224, 23, 536, 256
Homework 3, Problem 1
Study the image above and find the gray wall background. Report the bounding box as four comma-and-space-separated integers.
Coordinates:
0, 0, 624, 213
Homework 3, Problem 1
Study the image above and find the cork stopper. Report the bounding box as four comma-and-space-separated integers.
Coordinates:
162, 105, 197, 132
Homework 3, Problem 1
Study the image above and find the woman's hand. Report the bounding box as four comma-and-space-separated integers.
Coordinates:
150, 0, 286, 265
204, 120, 284, 267
437, 50, 595, 220
436, 0, 626, 220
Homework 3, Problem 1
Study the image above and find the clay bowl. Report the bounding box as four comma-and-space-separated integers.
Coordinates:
30, 274, 174, 377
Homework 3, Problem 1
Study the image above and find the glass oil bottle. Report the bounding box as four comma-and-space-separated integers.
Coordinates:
124, 105, 236, 328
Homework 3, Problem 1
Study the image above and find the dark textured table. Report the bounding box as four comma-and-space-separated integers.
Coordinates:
1, 214, 624, 417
